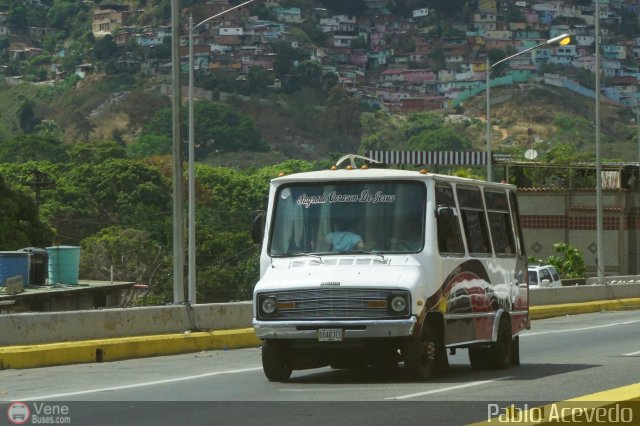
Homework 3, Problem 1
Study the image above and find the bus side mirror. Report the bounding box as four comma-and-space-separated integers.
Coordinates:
251, 210, 265, 244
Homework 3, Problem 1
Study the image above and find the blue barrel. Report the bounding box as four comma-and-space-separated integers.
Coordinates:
47, 246, 81, 285
0, 251, 29, 287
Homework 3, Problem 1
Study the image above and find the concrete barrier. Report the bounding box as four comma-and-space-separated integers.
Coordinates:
529, 282, 640, 306
0, 302, 253, 346
1, 283, 639, 346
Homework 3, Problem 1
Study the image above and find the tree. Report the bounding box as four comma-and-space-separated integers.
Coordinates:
404, 112, 472, 151
17, 98, 38, 133
0, 134, 68, 163
530, 243, 585, 279
323, 87, 362, 150
359, 111, 406, 151
619, 12, 640, 38
0, 175, 53, 250
247, 65, 271, 94
80, 226, 170, 291
67, 140, 126, 164
293, 60, 323, 90
69, 159, 172, 244
7, 2, 28, 28
93, 35, 118, 62
127, 134, 172, 159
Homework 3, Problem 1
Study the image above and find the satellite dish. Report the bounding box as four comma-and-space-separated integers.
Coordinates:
524, 149, 538, 160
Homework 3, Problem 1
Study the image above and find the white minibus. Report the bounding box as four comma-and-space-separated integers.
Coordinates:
252, 158, 528, 381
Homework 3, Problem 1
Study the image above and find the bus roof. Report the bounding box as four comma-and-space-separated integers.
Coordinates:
271, 168, 516, 190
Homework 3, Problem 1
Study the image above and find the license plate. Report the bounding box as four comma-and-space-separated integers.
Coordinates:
318, 328, 343, 342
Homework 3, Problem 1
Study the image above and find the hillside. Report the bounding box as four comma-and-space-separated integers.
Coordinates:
462, 83, 637, 161
0, 0, 639, 167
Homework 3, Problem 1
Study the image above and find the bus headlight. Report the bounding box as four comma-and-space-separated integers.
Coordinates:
388, 293, 409, 316
260, 295, 278, 317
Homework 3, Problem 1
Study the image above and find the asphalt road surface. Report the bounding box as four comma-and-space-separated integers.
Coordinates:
1, 310, 639, 426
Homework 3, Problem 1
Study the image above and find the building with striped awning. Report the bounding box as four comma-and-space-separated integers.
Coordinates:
365, 150, 487, 166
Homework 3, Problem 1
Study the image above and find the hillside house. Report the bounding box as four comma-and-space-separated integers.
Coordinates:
92, 7, 126, 38
271, 7, 302, 23
75, 63, 94, 79
328, 32, 359, 48
574, 34, 596, 47
478, 0, 497, 13
603, 45, 626, 60
241, 52, 275, 73
349, 50, 368, 68
549, 44, 578, 66
402, 69, 436, 83
368, 48, 393, 66
522, 9, 540, 25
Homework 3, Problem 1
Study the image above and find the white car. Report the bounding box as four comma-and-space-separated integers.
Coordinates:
528, 264, 562, 288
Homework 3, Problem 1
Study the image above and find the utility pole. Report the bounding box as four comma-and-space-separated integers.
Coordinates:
171, 0, 185, 303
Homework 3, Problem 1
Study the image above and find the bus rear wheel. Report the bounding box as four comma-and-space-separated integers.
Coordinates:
262, 340, 292, 382
488, 316, 513, 369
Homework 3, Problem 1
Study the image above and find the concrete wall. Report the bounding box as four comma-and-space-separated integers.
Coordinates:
1, 302, 253, 346
529, 282, 640, 306
517, 189, 640, 277
2, 282, 640, 346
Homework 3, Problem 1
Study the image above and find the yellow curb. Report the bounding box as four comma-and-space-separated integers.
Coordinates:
0, 328, 261, 370
468, 383, 640, 425
530, 298, 640, 320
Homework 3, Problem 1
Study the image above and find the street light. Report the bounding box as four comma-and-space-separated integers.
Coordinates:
485, 33, 571, 181
171, 0, 184, 304
187, 0, 260, 304
595, 0, 603, 284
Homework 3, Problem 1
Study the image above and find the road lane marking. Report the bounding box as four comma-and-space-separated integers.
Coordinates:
623, 350, 640, 356
15, 367, 263, 401
522, 319, 640, 337
386, 376, 513, 400
281, 386, 409, 392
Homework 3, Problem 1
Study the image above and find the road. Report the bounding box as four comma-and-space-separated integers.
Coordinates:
1, 310, 639, 425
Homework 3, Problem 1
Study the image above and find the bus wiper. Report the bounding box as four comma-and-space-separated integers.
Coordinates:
286, 252, 324, 264
340, 250, 386, 262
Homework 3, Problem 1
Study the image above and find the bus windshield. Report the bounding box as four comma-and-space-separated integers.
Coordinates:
269, 181, 426, 256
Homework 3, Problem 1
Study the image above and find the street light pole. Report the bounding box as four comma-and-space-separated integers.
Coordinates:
188, 14, 196, 304
595, 0, 604, 284
486, 56, 491, 181
485, 33, 570, 181
171, 0, 185, 304
637, 96, 640, 187
187, 0, 260, 304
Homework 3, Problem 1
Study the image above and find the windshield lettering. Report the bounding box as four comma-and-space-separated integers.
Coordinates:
296, 190, 397, 208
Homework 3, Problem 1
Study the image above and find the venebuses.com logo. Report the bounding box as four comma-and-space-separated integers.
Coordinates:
6, 402, 30, 424
6, 401, 72, 424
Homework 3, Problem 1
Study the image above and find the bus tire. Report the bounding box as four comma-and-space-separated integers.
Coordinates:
402, 323, 438, 380
488, 316, 513, 370
262, 340, 292, 382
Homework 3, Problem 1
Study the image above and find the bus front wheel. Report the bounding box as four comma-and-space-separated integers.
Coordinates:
262, 340, 292, 382
402, 323, 438, 380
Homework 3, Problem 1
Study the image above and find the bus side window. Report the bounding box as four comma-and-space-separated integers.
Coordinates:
509, 190, 526, 257
484, 190, 516, 256
435, 183, 465, 256
457, 186, 492, 257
